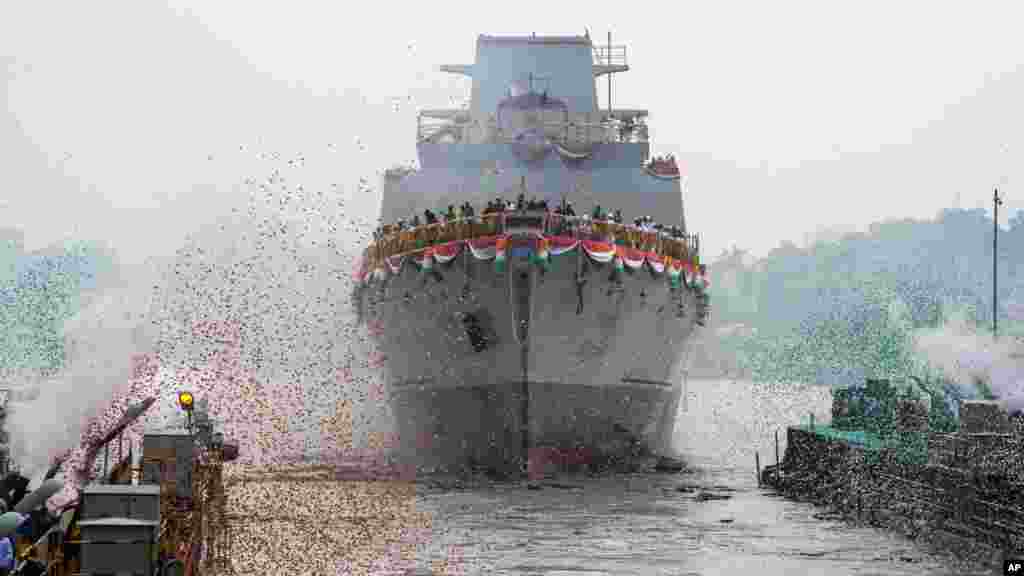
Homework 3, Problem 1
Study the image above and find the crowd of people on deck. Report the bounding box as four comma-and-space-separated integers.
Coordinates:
584, 205, 687, 239
372, 195, 686, 238
368, 191, 693, 260
646, 154, 680, 174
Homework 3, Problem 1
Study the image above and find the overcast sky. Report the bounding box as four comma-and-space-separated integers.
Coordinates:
2, 0, 1023, 262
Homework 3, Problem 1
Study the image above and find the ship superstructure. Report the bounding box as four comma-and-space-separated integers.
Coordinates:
354, 33, 710, 475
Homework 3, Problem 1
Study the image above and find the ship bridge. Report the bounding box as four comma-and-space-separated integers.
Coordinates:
440, 33, 628, 115
383, 32, 686, 233
429, 33, 646, 139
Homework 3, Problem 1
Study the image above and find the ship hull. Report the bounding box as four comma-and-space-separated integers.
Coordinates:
357, 32, 703, 475
390, 380, 678, 476
359, 244, 697, 474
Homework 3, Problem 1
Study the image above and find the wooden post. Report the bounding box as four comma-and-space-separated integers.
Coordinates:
775, 430, 780, 476
810, 412, 815, 431
683, 370, 688, 413
130, 442, 138, 486
755, 451, 761, 487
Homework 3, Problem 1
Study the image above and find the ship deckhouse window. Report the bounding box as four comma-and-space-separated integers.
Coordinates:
508, 81, 527, 98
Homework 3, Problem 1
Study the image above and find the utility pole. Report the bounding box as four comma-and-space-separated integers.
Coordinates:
994, 188, 1002, 338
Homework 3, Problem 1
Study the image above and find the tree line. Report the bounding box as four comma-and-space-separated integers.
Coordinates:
707, 207, 1024, 415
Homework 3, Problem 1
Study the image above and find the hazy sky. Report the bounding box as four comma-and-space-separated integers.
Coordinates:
3, 0, 1023, 262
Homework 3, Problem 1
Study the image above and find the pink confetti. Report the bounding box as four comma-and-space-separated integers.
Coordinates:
369, 352, 387, 368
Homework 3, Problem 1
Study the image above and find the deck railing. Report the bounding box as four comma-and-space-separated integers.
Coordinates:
416, 115, 649, 145
359, 211, 699, 272
592, 44, 628, 67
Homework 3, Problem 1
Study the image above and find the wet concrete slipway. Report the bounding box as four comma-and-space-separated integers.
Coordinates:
400, 379, 1001, 576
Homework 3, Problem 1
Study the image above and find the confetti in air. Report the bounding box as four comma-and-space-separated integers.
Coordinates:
1, 143, 435, 573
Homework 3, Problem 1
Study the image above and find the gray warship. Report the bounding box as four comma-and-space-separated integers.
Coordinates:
353, 32, 708, 476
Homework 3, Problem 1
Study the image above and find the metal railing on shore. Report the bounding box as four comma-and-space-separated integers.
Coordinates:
359, 212, 699, 272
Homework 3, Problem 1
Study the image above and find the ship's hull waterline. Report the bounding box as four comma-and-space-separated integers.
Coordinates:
355, 246, 697, 475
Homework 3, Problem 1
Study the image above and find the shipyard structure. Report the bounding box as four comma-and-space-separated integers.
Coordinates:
0, 392, 238, 575
764, 378, 1024, 563
352, 33, 710, 475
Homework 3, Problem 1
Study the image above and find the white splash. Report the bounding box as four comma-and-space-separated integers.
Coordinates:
4, 258, 164, 478
910, 302, 1024, 411
3, 144, 388, 507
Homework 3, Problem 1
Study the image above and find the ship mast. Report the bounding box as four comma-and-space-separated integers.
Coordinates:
607, 31, 613, 122
681, 176, 689, 234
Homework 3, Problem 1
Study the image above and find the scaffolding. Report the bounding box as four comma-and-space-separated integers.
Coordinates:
31, 396, 233, 576
155, 425, 231, 575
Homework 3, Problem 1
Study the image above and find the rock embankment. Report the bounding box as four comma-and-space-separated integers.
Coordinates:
764, 427, 1024, 570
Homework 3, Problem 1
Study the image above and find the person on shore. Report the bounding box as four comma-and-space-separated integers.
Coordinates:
0, 534, 12, 576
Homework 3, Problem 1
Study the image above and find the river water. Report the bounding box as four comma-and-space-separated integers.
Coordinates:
398, 379, 998, 575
